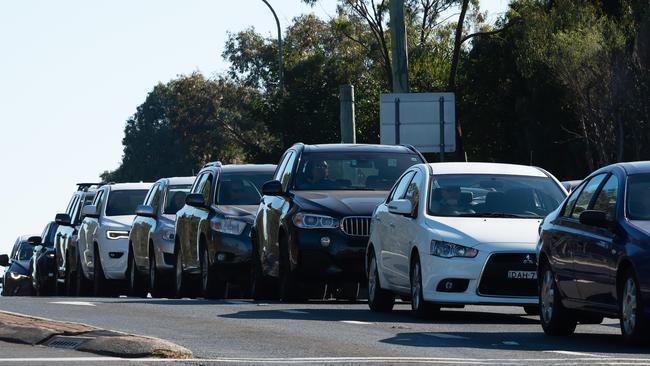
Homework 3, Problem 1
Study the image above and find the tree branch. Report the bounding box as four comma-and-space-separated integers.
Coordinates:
460, 18, 523, 45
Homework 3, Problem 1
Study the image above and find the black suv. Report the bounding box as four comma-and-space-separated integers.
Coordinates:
30, 221, 60, 296
174, 162, 275, 298
53, 183, 100, 295
251, 143, 425, 301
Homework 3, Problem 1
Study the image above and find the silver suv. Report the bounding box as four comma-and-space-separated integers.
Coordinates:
78, 183, 151, 296
128, 177, 194, 297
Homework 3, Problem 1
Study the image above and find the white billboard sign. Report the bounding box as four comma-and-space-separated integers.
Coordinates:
380, 92, 456, 153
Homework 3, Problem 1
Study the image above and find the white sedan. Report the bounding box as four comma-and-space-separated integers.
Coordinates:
366, 162, 567, 317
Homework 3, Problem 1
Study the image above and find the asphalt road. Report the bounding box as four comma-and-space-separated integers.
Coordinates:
0, 296, 649, 365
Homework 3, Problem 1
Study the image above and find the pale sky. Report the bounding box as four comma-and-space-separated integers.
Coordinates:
0, 0, 508, 260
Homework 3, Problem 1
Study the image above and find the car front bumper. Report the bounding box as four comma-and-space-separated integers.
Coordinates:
420, 242, 538, 306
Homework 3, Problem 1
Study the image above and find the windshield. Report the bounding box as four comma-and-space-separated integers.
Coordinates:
163, 185, 191, 214
217, 172, 273, 206
294, 153, 421, 191
627, 174, 650, 220
105, 190, 149, 216
15, 243, 33, 261
428, 174, 566, 218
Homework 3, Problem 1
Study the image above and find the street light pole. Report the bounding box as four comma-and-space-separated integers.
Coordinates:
261, 0, 283, 92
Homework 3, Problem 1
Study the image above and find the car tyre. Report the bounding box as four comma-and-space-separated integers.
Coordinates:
128, 247, 147, 298
74, 250, 92, 296
620, 268, 649, 344
367, 250, 395, 312
539, 262, 577, 336
410, 255, 440, 319
93, 245, 110, 297
201, 245, 225, 299
149, 247, 166, 298
279, 235, 304, 302
250, 238, 277, 301
171, 241, 186, 298
65, 251, 77, 296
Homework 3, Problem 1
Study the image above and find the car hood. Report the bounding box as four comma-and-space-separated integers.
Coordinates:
101, 216, 134, 229
426, 216, 543, 247
629, 220, 650, 236
219, 205, 258, 218
8, 261, 29, 274
293, 190, 388, 216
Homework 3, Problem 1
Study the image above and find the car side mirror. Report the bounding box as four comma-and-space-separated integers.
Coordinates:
388, 199, 413, 216
135, 205, 156, 218
262, 180, 284, 196
0, 254, 9, 267
185, 193, 206, 208
579, 210, 611, 229
27, 236, 42, 245
82, 205, 100, 218
55, 213, 72, 226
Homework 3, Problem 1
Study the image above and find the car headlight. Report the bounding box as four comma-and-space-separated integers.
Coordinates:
210, 217, 247, 235
162, 230, 175, 241
9, 272, 28, 280
430, 240, 478, 258
47, 253, 55, 258
292, 213, 339, 229
106, 230, 129, 240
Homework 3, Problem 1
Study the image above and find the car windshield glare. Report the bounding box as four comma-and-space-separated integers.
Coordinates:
217, 172, 272, 206
428, 174, 565, 218
626, 174, 650, 220
294, 153, 421, 191
163, 185, 191, 214
105, 190, 149, 216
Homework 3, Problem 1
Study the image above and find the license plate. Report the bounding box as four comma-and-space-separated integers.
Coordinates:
507, 270, 537, 280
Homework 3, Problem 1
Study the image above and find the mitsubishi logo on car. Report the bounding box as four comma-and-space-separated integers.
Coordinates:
522, 254, 534, 265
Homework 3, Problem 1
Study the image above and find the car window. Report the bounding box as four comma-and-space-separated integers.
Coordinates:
201, 174, 214, 204
191, 173, 207, 194
388, 171, 415, 203
146, 184, 162, 212
217, 171, 274, 206
280, 152, 297, 190
560, 180, 587, 217
105, 190, 149, 216
76, 192, 96, 223
93, 190, 105, 208
570, 174, 607, 219
14, 242, 33, 261
404, 170, 424, 217
626, 174, 650, 220
294, 152, 421, 191
273, 151, 291, 182
163, 185, 192, 214
65, 195, 79, 216
591, 175, 618, 219
428, 174, 566, 218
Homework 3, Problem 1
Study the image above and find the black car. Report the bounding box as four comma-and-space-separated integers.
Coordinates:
538, 161, 650, 344
1, 235, 41, 296
251, 143, 426, 301
30, 221, 60, 296
174, 163, 276, 298
53, 183, 100, 295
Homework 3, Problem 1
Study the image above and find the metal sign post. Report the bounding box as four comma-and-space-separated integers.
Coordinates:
439, 97, 445, 162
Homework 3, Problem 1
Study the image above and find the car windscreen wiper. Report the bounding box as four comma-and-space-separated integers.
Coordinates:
457, 212, 542, 219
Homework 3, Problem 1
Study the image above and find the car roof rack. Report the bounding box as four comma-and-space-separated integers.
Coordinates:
203, 161, 222, 169
76, 183, 105, 191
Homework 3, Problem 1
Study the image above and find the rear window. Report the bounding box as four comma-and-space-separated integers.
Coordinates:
105, 190, 149, 216
164, 185, 191, 214
217, 172, 273, 206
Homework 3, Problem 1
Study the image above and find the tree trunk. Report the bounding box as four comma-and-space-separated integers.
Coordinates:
448, 0, 470, 161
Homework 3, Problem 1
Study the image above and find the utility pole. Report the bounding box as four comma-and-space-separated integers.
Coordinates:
390, 0, 409, 93
261, 0, 283, 92
339, 85, 356, 143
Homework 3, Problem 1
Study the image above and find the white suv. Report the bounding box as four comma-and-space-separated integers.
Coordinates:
366, 162, 567, 317
78, 183, 151, 296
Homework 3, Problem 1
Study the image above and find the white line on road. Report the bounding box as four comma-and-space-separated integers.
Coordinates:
48, 301, 95, 307
340, 320, 373, 325
424, 333, 469, 340
546, 351, 612, 358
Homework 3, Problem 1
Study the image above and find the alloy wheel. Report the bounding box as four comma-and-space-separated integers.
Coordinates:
541, 269, 554, 324
622, 277, 638, 335
368, 257, 377, 302
175, 248, 183, 295
201, 248, 209, 293
149, 253, 156, 294
411, 261, 422, 311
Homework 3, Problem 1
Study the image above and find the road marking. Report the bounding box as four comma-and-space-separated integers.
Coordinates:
48, 301, 95, 307
546, 351, 611, 358
424, 333, 469, 340
280, 310, 309, 314
340, 320, 373, 325
225, 300, 250, 305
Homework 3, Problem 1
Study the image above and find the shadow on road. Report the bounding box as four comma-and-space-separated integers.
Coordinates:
220, 308, 539, 325
380, 330, 647, 355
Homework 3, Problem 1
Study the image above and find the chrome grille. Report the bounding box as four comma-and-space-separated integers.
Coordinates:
341, 216, 372, 237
